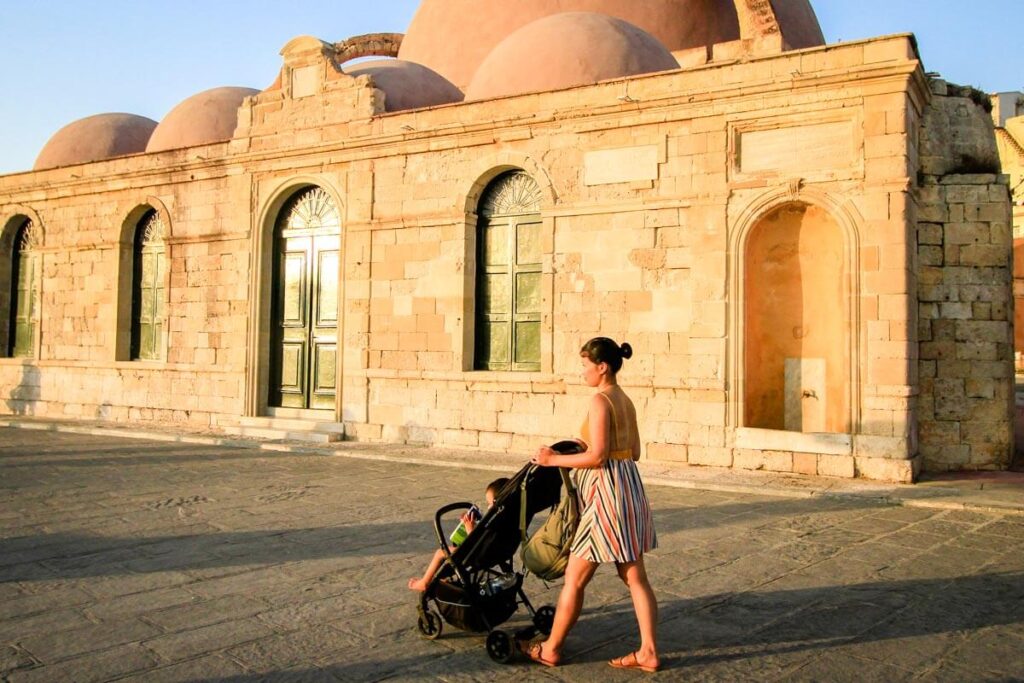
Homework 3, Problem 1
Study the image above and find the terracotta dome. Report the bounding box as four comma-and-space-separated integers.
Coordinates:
344, 59, 463, 111
146, 86, 259, 153
34, 113, 157, 170
399, 0, 825, 90
465, 13, 679, 101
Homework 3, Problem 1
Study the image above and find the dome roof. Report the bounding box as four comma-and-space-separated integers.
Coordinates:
344, 59, 463, 112
399, 0, 824, 90
146, 86, 259, 153
34, 113, 157, 170
465, 13, 679, 101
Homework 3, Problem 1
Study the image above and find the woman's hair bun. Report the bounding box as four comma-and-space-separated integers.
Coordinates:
619, 342, 633, 360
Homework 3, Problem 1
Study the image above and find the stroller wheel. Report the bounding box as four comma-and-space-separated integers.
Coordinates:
417, 609, 443, 640
533, 604, 556, 635
486, 629, 515, 664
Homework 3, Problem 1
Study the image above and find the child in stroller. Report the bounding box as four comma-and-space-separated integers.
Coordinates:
415, 441, 583, 663
407, 477, 509, 592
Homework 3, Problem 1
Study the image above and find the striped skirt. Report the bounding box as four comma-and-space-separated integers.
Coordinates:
570, 458, 657, 564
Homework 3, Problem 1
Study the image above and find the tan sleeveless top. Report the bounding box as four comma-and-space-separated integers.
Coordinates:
580, 391, 634, 461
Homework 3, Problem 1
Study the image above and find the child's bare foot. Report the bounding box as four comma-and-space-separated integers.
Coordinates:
408, 577, 428, 591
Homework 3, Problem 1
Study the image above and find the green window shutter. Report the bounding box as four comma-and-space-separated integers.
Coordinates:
131, 211, 166, 361
475, 172, 542, 371
10, 221, 39, 358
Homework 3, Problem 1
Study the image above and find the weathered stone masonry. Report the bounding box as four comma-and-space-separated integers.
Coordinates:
0, 21, 1015, 482
915, 82, 1015, 472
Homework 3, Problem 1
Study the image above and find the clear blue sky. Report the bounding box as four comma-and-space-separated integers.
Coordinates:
1, 0, 1021, 175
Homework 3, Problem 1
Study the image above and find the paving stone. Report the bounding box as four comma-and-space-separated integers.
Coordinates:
83, 586, 199, 621
143, 618, 275, 663
7, 643, 158, 683
84, 570, 197, 600
116, 653, 249, 683
789, 652, 917, 682
226, 623, 361, 672
19, 617, 161, 663
0, 608, 92, 643
873, 529, 949, 550
0, 646, 37, 676
256, 593, 361, 630
0, 587, 93, 620
2, 429, 1024, 681
142, 594, 270, 632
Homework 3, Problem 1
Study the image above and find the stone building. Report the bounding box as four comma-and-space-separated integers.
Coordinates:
991, 92, 1024, 367
0, 0, 1015, 481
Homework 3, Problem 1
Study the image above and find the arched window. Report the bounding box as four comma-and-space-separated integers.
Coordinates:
475, 171, 542, 371
131, 210, 166, 361
8, 219, 39, 358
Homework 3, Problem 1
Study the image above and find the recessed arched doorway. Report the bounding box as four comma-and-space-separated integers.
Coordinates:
744, 201, 851, 434
268, 186, 341, 411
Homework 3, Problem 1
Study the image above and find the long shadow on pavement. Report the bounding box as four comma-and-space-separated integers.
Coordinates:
0, 495, 892, 582
188, 570, 1024, 681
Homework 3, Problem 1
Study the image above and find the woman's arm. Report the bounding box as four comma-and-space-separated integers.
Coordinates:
533, 394, 609, 469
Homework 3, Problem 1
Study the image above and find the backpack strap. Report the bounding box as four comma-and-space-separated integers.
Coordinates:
520, 467, 576, 542
520, 478, 529, 541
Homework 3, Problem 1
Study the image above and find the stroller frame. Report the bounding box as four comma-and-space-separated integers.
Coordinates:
416, 499, 554, 662
415, 442, 584, 663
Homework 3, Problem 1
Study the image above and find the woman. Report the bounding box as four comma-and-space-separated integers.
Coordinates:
524, 337, 660, 672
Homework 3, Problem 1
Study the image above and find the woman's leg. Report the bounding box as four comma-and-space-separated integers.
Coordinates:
613, 557, 660, 668
536, 554, 598, 663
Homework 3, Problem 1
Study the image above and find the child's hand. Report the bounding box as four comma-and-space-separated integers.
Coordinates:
461, 511, 476, 533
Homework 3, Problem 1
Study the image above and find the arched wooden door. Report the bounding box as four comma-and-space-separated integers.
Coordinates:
269, 187, 341, 411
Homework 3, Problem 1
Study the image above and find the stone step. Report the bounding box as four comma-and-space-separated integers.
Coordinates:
221, 424, 343, 443
266, 407, 335, 421
237, 416, 346, 434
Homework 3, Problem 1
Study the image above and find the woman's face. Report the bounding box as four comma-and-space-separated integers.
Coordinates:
580, 355, 606, 387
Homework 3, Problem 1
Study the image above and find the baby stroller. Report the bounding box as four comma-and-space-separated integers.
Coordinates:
415, 441, 583, 663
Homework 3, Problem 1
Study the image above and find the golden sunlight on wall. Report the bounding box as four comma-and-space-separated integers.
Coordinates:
744, 203, 850, 433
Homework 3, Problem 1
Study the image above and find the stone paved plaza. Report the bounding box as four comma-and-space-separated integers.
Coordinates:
1, 428, 1023, 682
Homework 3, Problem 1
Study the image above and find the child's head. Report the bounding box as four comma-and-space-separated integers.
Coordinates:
485, 477, 509, 507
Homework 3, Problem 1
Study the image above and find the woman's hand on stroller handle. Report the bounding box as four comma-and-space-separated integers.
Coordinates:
530, 445, 556, 467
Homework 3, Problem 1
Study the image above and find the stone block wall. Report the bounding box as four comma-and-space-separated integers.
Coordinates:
0, 158, 251, 425
915, 80, 1015, 471
916, 174, 1014, 470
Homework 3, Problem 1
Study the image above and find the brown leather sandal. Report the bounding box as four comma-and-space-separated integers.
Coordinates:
522, 641, 559, 668
609, 651, 660, 673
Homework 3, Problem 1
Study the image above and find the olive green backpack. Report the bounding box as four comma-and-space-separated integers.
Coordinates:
520, 467, 579, 581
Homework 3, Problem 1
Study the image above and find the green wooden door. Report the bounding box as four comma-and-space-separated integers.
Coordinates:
10, 221, 38, 358
475, 171, 543, 371
131, 212, 166, 361
11, 250, 36, 358
269, 188, 340, 410
476, 216, 541, 371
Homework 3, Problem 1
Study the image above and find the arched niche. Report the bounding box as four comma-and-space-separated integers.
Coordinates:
743, 201, 851, 434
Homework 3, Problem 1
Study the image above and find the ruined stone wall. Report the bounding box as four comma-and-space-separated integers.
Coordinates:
916, 81, 1015, 471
